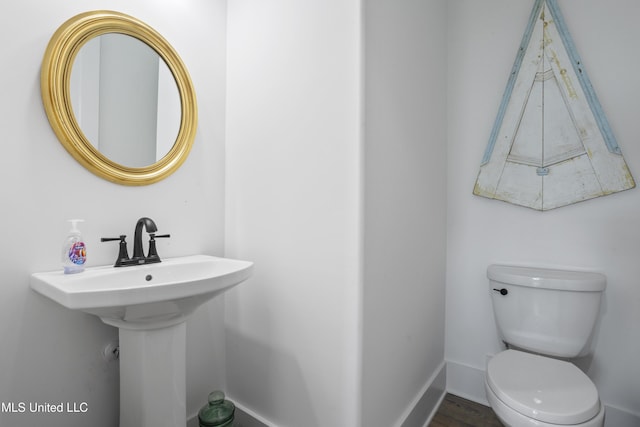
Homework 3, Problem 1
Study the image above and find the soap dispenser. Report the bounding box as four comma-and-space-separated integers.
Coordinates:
61, 219, 86, 274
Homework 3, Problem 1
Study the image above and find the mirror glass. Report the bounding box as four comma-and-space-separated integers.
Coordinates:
70, 34, 181, 168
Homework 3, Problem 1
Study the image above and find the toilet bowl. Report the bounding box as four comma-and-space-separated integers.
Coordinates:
485, 350, 604, 427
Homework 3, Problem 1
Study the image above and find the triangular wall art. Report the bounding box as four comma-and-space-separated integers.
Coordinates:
473, 0, 635, 210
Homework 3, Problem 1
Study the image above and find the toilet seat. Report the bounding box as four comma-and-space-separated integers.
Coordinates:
486, 350, 600, 425
485, 382, 605, 427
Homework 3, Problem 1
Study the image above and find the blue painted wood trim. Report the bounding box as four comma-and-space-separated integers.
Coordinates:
481, 0, 544, 165
546, 0, 621, 154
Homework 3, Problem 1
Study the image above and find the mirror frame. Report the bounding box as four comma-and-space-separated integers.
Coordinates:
41, 10, 198, 185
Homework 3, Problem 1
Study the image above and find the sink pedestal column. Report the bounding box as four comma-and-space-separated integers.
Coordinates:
118, 322, 187, 427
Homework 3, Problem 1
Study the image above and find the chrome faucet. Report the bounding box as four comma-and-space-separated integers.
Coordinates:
101, 217, 170, 267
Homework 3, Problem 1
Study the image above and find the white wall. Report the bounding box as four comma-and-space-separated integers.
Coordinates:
4, 1, 637, 426
226, 1, 448, 425
362, 0, 447, 426
225, 1, 362, 426
0, 1, 227, 426
446, 0, 640, 421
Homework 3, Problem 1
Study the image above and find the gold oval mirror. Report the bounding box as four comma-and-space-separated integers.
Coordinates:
41, 10, 198, 185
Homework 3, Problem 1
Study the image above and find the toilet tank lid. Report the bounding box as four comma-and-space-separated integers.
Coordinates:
487, 265, 606, 291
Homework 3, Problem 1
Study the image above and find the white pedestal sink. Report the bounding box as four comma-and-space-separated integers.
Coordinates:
31, 254, 253, 427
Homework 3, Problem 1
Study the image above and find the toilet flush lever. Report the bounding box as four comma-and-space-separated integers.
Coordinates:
493, 288, 508, 296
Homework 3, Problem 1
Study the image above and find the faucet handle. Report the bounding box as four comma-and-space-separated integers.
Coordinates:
101, 235, 130, 267
147, 233, 170, 263
100, 235, 126, 242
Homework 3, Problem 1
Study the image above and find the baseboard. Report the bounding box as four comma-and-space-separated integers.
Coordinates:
188, 359, 640, 427
232, 403, 273, 427
446, 359, 489, 406
603, 404, 640, 427
187, 364, 446, 427
187, 413, 198, 427
445, 359, 640, 427
188, 403, 271, 427
396, 361, 447, 427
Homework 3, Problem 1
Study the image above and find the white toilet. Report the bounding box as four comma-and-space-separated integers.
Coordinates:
485, 265, 607, 427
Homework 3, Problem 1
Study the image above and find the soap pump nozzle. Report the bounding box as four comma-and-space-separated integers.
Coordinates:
68, 219, 83, 234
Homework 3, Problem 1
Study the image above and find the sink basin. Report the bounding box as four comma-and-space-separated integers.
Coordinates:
31, 254, 253, 427
31, 254, 253, 329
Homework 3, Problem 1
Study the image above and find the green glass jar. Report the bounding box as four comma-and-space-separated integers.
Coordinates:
198, 391, 235, 427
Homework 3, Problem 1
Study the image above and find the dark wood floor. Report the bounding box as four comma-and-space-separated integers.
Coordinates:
430, 394, 504, 427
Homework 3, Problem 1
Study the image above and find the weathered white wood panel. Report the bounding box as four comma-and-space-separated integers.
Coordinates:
473, 0, 634, 210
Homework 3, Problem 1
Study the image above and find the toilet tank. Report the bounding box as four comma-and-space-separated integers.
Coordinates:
488, 265, 606, 358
